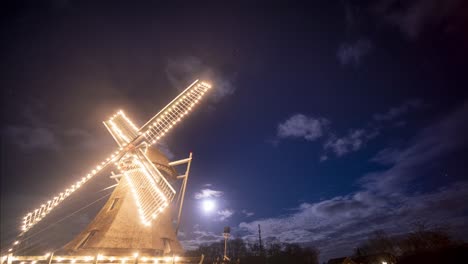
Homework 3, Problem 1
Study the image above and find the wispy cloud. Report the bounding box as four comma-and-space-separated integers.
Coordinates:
165, 56, 236, 103
180, 226, 224, 250
372, 0, 464, 39
373, 99, 423, 121
324, 129, 379, 157
217, 209, 234, 221
194, 188, 224, 200
241, 210, 255, 217
277, 114, 329, 142
3, 126, 60, 151
362, 101, 468, 194
337, 38, 373, 66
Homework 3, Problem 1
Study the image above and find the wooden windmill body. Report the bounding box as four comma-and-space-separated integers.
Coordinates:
62, 149, 184, 256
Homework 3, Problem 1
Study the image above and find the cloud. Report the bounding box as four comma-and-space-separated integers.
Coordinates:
277, 99, 422, 160
373, 99, 423, 121
337, 38, 373, 66
324, 129, 378, 157
372, 0, 464, 39
165, 56, 236, 102
362, 101, 468, 194
242, 210, 255, 217
180, 226, 224, 250
239, 181, 468, 261
2, 101, 115, 152
277, 114, 329, 141
217, 209, 234, 221
194, 188, 224, 200
243, 101, 468, 261
3, 126, 60, 151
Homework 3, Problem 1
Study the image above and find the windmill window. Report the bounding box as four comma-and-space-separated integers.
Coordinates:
109, 198, 120, 211
78, 230, 97, 249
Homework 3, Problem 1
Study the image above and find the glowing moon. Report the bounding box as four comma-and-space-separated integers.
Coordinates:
202, 200, 216, 212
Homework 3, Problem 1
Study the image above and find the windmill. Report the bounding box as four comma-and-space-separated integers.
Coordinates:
2, 80, 212, 261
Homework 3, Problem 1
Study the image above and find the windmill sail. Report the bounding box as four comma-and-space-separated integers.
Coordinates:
103, 111, 140, 147
137, 80, 211, 146
119, 149, 176, 226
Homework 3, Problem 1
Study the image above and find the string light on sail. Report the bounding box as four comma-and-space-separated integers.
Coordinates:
20, 154, 120, 233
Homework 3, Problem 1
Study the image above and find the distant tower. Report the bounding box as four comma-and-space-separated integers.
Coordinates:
258, 224, 264, 256
223, 226, 231, 261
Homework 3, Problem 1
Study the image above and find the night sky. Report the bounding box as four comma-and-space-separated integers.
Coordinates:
1, 1, 468, 262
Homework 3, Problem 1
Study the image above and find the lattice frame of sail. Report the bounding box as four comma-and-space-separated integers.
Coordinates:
117, 149, 176, 226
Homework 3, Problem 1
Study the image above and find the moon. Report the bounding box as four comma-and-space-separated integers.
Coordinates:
202, 199, 216, 212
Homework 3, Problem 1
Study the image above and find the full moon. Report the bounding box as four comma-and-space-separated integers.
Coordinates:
202, 199, 216, 212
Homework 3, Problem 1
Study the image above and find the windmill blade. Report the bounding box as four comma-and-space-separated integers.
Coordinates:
135, 80, 211, 147
20, 157, 116, 234
118, 149, 176, 226
103, 110, 140, 147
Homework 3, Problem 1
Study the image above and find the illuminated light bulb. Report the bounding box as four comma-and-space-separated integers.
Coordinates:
92, 170, 97, 174
32, 261, 37, 264
13, 240, 19, 245
174, 256, 180, 262
153, 259, 158, 264
133, 253, 139, 258
57, 257, 63, 262
152, 140, 156, 144
97, 165, 102, 170
71, 260, 76, 264
8, 248, 12, 252
164, 257, 171, 262
141, 257, 148, 262
110, 257, 115, 262
97, 254, 104, 261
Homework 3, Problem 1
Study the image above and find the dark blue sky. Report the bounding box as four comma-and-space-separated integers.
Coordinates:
1, 1, 468, 261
